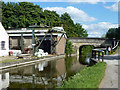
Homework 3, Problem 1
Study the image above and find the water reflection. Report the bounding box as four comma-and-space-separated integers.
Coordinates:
79, 45, 94, 64
35, 61, 48, 72
0, 56, 84, 89
0, 72, 9, 90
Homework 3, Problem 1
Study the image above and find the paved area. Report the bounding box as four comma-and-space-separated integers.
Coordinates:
99, 49, 120, 88
0, 56, 16, 61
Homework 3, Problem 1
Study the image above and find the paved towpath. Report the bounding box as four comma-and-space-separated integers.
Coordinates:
99, 49, 120, 88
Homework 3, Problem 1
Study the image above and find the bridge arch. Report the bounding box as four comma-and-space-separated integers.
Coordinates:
68, 37, 118, 55
79, 45, 95, 55
72, 43, 97, 55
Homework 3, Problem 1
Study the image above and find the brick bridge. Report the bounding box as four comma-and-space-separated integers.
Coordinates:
68, 37, 116, 55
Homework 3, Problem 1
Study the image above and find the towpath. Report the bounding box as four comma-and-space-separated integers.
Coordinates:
99, 49, 120, 89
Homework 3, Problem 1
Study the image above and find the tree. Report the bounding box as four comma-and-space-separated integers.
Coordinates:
2, 2, 88, 38
65, 39, 73, 56
75, 23, 88, 37
44, 10, 60, 26
106, 28, 120, 40
61, 12, 74, 26
61, 12, 88, 38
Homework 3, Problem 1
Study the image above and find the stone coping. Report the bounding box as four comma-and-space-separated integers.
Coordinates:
0, 54, 77, 72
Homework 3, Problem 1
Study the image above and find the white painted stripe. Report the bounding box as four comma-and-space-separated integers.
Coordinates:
8, 33, 64, 36
7, 29, 49, 33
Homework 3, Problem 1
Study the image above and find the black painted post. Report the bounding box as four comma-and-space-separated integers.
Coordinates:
105, 50, 107, 55
21, 33, 24, 53
51, 33, 52, 54
102, 51, 104, 62
98, 52, 100, 61
95, 51, 96, 59
32, 29, 35, 56
92, 50, 94, 58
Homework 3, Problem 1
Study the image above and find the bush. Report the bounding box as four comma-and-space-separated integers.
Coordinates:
65, 39, 73, 56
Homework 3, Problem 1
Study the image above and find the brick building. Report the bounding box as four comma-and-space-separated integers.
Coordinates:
6, 27, 66, 55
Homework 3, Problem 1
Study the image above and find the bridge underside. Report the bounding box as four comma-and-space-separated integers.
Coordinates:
72, 43, 101, 55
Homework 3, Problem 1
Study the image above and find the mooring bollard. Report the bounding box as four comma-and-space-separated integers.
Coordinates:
102, 51, 104, 62
95, 51, 96, 59
98, 52, 100, 61
92, 50, 94, 58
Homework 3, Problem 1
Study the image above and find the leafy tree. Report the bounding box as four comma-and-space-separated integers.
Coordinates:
0, 1, 2, 22
44, 10, 60, 26
65, 39, 73, 56
80, 45, 94, 64
61, 12, 88, 38
2, 2, 88, 38
106, 28, 120, 40
75, 23, 88, 37
61, 12, 74, 26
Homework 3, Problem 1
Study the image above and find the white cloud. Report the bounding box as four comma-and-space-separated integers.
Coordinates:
83, 22, 118, 37
67, 0, 103, 4
44, 6, 97, 23
104, 2, 118, 11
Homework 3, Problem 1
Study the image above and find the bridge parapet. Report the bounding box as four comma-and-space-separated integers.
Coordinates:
68, 37, 115, 55
68, 38, 106, 43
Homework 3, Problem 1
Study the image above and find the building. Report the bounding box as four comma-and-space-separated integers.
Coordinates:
6, 27, 66, 55
0, 22, 9, 56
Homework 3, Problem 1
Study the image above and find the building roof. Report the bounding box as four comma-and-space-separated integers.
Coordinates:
6, 27, 67, 38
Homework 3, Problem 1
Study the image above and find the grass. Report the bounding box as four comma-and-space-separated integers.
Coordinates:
111, 46, 119, 55
0, 56, 40, 63
9, 82, 48, 88
0, 58, 24, 63
59, 62, 106, 88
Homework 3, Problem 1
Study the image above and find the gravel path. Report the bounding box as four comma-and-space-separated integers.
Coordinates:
99, 49, 120, 88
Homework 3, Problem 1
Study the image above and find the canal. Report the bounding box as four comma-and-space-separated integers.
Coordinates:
1, 56, 84, 89
0, 46, 94, 89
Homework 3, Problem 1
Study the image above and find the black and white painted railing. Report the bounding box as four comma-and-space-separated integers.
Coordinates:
112, 41, 119, 52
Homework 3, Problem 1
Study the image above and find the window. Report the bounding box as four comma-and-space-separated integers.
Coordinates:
1, 41, 5, 50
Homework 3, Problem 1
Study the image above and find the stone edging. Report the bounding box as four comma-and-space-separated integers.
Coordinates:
0, 54, 77, 71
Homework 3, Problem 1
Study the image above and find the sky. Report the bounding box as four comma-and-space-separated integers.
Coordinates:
2, 0, 119, 37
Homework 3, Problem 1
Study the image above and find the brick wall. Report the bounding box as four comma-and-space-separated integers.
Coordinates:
10, 35, 66, 55
56, 36, 66, 55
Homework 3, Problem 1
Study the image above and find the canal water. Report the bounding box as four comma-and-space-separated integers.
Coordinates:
0, 56, 85, 89
0, 46, 94, 89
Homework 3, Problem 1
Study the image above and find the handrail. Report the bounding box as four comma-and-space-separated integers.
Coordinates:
112, 41, 119, 50
92, 49, 104, 62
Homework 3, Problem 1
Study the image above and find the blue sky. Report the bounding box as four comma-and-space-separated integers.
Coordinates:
34, 2, 118, 24
3, 0, 119, 37
33, 2, 118, 37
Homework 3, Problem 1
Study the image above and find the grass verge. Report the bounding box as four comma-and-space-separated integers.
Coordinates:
59, 62, 106, 88
0, 59, 24, 63
0, 56, 39, 63
111, 46, 119, 55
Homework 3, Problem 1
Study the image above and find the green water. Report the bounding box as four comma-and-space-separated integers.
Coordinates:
79, 45, 94, 64
0, 46, 93, 89
1, 56, 84, 89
